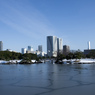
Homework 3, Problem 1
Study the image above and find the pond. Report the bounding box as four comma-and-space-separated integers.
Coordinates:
0, 63, 95, 95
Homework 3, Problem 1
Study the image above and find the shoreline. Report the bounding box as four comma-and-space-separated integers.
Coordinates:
0, 58, 95, 64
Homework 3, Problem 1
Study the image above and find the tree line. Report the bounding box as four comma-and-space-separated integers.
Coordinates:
57, 50, 95, 60
0, 51, 37, 60
0, 50, 95, 61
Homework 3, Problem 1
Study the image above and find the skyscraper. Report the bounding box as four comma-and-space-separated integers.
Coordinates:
0, 41, 3, 51
28, 46, 33, 51
57, 38, 63, 54
21, 48, 27, 54
47, 36, 57, 57
63, 45, 70, 55
38, 45, 42, 52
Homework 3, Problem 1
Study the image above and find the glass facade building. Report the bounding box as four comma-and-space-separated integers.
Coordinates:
0, 41, 3, 51
47, 36, 57, 57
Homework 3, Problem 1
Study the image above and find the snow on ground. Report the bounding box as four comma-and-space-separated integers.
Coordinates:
0, 59, 95, 64
63, 58, 95, 63
9, 60, 21, 63
0, 60, 36, 64
80, 58, 95, 63
31, 60, 36, 63
0, 60, 21, 64
0, 60, 8, 64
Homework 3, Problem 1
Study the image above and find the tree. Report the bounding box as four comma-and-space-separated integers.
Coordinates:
66, 53, 74, 60
87, 51, 95, 59
74, 51, 84, 60
57, 54, 66, 60
0, 51, 37, 61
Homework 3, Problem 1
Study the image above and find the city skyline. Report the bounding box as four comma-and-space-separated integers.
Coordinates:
0, 0, 95, 52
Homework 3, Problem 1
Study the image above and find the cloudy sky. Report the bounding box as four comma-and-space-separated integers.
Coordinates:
0, 0, 95, 52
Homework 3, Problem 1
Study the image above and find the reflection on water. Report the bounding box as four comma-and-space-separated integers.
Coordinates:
0, 63, 95, 95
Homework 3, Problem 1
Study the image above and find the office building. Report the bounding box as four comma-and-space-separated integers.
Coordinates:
28, 46, 33, 51
37, 51, 47, 57
21, 48, 27, 54
84, 49, 95, 55
0, 41, 3, 51
84, 41, 95, 55
57, 38, 63, 54
47, 36, 57, 57
38, 45, 42, 52
27, 46, 33, 53
63, 45, 70, 55
26, 50, 31, 53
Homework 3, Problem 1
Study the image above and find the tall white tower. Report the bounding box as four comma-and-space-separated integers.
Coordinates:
88, 41, 90, 50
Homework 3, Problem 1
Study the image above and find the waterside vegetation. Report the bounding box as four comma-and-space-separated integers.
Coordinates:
0, 50, 95, 64
0, 51, 38, 64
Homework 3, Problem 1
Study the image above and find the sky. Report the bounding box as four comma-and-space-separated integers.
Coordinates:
0, 0, 95, 52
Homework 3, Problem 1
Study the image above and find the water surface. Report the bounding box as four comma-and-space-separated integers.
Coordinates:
0, 63, 95, 95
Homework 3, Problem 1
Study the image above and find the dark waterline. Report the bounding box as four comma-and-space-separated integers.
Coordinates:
0, 63, 95, 95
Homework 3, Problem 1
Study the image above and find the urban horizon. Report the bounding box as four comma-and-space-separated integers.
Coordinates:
0, 36, 94, 57
1, 1, 95, 95
1, 0, 95, 52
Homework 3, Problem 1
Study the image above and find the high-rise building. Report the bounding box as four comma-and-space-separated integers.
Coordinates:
27, 46, 33, 52
0, 41, 3, 51
21, 48, 27, 54
38, 45, 42, 52
47, 36, 57, 57
88, 41, 90, 50
63, 45, 70, 55
57, 38, 63, 54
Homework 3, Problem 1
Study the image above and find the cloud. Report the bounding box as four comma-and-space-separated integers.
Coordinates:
0, 0, 56, 40
0, 0, 71, 52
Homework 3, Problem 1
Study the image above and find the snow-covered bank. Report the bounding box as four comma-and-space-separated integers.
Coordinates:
0, 60, 21, 64
80, 59, 95, 63
62, 58, 95, 64
0, 60, 8, 64
0, 59, 95, 64
0, 60, 36, 64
